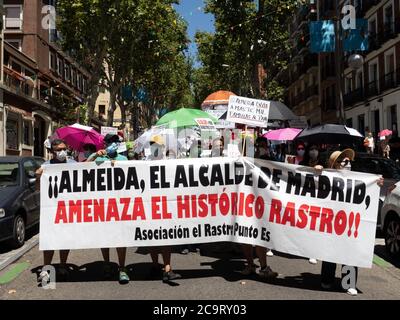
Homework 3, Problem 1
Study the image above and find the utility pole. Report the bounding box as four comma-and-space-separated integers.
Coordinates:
334, 0, 346, 125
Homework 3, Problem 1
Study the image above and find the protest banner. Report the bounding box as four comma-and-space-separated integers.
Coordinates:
39, 157, 380, 268
194, 118, 217, 132
101, 126, 118, 136
227, 96, 270, 127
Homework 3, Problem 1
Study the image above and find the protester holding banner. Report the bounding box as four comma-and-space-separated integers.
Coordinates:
288, 142, 306, 165
299, 144, 324, 265
88, 134, 130, 284
82, 143, 97, 162
147, 135, 182, 282
36, 139, 76, 283
320, 149, 383, 296
240, 136, 277, 277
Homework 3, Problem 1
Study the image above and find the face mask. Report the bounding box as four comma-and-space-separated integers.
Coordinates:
309, 150, 319, 160
55, 150, 67, 162
106, 143, 118, 157
297, 149, 305, 157
342, 164, 352, 171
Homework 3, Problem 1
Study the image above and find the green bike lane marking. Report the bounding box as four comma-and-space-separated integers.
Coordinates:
0, 262, 30, 285
373, 255, 392, 268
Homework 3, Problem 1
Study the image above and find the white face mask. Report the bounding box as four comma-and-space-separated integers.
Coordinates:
297, 149, 305, 157
55, 150, 68, 162
342, 164, 352, 171
309, 150, 319, 160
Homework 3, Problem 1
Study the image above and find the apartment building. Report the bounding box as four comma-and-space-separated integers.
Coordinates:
0, 0, 90, 157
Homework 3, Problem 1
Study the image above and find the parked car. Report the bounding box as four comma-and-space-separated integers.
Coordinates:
380, 182, 400, 258
0, 156, 44, 248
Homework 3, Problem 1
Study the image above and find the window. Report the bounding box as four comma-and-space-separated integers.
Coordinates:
64, 64, 70, 81
50, 52, 56, 70
99, 105, 106, 115
384, 3, 394, 32
389, 105, 398, 132
6, 39, 22, 51
358, 114, 365, 135
345, 76, 352, 94
6, 118, 19, 151
57, 57, 63, 77
4, 5, 23, 30
71, 69, 75, 86
23, 120, 32, 146
83, 78, 87, 93
23, 160, 36, 179
356, 70, 363, 89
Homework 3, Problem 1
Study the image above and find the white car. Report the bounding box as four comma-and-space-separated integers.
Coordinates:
380, 181, 400, 258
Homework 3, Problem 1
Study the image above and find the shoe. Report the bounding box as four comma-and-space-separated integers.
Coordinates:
181, 248, 189, 255
119, 268, 130, 284
347, 288, 358, 296
57, 265, 69, 280
321, 282, 333, 290
162, 270, 182, 282
309, 258, 318, 265
241, 264, 256, 276
38, 270, 50, 284
266, 250, 274, 257
259, 266, 278, 279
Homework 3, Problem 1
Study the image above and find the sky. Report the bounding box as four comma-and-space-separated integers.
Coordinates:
174, 0, 215, 66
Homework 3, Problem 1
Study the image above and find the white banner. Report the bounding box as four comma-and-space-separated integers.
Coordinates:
227, 96, 270, 127
39, 157, 380, 268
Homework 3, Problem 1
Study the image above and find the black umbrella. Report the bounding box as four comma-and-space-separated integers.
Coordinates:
294, 124, 364, 145
268, 101, 299, 121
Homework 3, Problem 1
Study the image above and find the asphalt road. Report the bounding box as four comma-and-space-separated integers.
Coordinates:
0, 237, 400, 300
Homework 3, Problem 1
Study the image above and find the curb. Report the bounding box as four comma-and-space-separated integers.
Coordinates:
0, 235, 39, 273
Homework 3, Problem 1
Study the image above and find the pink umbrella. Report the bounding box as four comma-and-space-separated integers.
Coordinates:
263, 128, 302, 141
378, 129, 393, 137
53, 123, 104, 152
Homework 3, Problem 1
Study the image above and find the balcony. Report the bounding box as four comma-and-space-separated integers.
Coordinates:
365, 80, 379, 98
360, 0, 380, 15
344, 88, 364, 106
321, 65, 336, 79
368, 33, 382, 52
383, 23, 396, 43
3, 69, 37, 100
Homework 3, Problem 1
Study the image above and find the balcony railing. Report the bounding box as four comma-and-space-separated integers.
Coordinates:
383, 22, 396, 42
4, 73, 37, 100
344, 88, 364, 106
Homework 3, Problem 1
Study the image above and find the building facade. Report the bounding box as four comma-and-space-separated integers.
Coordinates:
285, 0, 400, 138
0, 0, 89, 157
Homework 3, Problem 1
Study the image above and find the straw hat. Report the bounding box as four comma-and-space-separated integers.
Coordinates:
150, 135, 165, 146
328, 149, 355, 169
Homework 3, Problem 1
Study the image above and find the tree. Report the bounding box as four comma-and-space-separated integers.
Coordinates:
195, 0, 301, 101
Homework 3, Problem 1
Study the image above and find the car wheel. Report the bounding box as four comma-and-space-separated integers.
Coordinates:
9, 215, 25, 249
385, 216, 400, 258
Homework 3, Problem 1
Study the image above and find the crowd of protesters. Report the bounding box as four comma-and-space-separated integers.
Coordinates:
35, 128, 385, 296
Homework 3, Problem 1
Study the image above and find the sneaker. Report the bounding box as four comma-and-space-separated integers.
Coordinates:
308, 258, 318, 265
162, 270, 182, 282
119, 268, 130, 284
259, 266, 278, 279
38, 270, 50, 284
266, 250, 274, 257
321, 282, 334, 290
347, 288, 358, 296
241, 264, 256, 276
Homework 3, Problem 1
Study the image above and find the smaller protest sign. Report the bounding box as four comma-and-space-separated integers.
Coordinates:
195, 118, 217, 131
101, 127, 118, 136
227, 96, 270, 127
204, 109, 236, 129
117, 142, 127, 153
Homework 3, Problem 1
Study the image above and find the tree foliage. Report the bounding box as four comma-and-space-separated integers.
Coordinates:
194, 0, 300, 102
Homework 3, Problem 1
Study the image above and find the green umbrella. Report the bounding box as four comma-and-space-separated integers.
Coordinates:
156, 108, 218, 128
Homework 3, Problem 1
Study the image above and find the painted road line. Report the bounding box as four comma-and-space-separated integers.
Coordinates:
373, 255, 392, 267
0, 262, 30, 285
0, 235, 38, 272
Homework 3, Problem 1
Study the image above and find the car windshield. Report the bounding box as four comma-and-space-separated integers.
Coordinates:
0, 163, 20, 187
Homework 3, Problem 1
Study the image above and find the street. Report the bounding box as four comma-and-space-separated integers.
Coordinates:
0, 235, 399, 300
